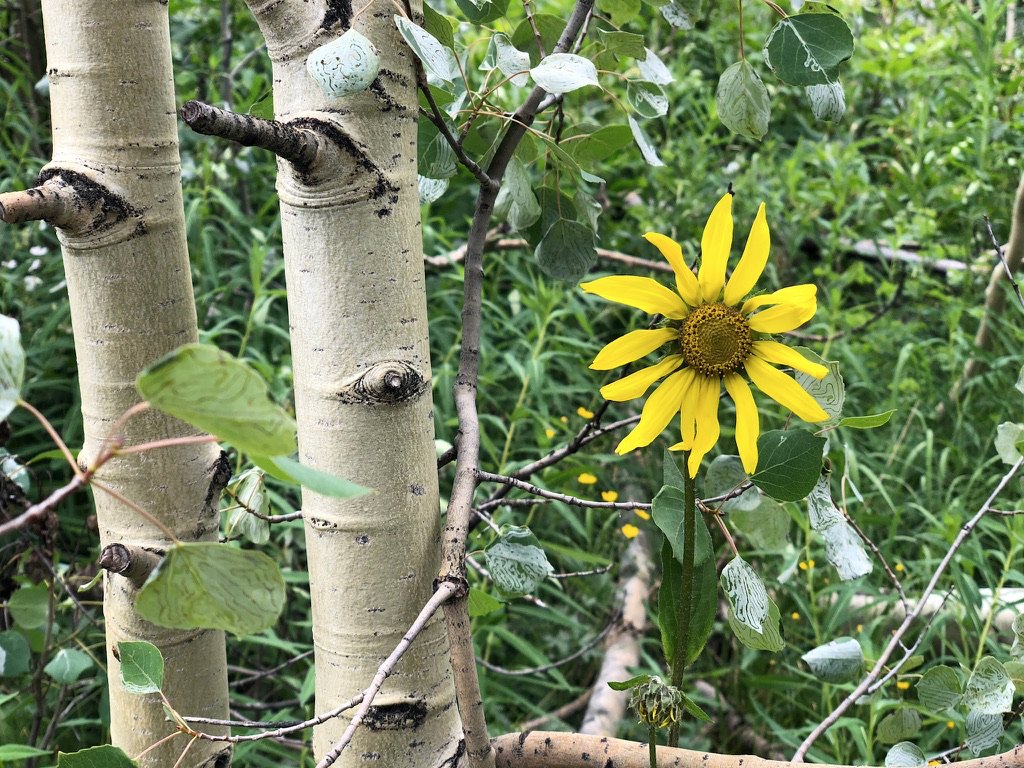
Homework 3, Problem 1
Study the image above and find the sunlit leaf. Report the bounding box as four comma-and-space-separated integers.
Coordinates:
419, 176, 449, 205
637, 48, 674, 85
419, 118, 458, 179
807, 473, 872, 580
136, 543, 286, 636
117, 641, 164, 694
44, 648, 93, 684
839, 410, 896, 429
801, 636, 864, 682
394, 16, 459, 84
137, 344, 297, 457
530, 53, 599, 95
995, 422, 1024, 465
0, 745, 50, 760
727, 594, 785, 652
795, 350, 844, 421
481, 33, 531, 86
251, 454, 370, 499
0, 314, 25, 420
467, 588, 503, 617
628, 116, 665, 167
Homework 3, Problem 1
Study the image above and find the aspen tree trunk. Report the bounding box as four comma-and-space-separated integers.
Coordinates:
5, 2, 231, 765
242, 1, 464, 764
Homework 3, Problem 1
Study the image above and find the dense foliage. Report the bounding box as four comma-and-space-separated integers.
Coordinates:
2, 0, 1024, 765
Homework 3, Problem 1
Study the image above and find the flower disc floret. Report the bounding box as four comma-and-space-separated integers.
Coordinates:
580, 193, 831, 478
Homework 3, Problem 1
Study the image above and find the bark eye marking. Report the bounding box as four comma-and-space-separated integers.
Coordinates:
336, 360, 427, 405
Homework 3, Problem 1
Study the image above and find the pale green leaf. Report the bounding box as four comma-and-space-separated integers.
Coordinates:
0, 745, 51, 760
627, 116, 665, 167
136, 543, 286, 636
877, 708, 922, 744
965, 709, 1003, 756
727, 594, 785, 652
306, 29, 380, 98
995, 422, 1024, 465
964, 656, 1014, 715
44, 648, 93, 684
721, 557, 769, 632
801, 636, 864, 682
117, 641, 164, 694
251, 454, 370, 499
806, 80, 846, 122
529, 53, 599, 96
839, 410, 896, 429
807, 474, 872, 580
637, 48, 673, 85
884, 742, 925, 768
627, 81, 669, 119
394, 16, 459, 84
467, 588, 503, 617
0, 630, 31, 677
57, 746, 137, 768
8, 585, 48, 629
795, 350, 844, 421
0, 314, 25, 420
494, 156, 541, 231
481, 33, 530, 86
484, 525, 554, 600
418, 176, 449, 205
917, 665, 963, 711
716, 60, 770, 141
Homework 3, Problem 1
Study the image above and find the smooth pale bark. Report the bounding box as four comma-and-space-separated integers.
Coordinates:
243, 1, 463, 764
37, 2, 229, 765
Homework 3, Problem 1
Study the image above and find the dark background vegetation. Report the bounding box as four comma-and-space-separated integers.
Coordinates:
2, 0, 1023, 764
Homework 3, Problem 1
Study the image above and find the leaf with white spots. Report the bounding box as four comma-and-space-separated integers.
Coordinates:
529, 53, 599, 95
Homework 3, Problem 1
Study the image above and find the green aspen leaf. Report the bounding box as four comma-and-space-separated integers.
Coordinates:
418, 118, 458, 179
652, 485, 714, 567
663, 450, 686, 490
510, 15, 564, 67
763, 12, 854, 86
530, 53, 599, 96
596, 30, 646, 60
8, 585, 48, 629
44, 648, 94, 684
917, 665, 963, 711
659, 539, 717, 665
394, 16, 459, 84
564, 125, 634, 165
137, 343, 297, 457
0, 745, 51, 760
801, 636, 864, 682
884, 742, 926, 768
418, 176, 449, 205
1011, 613, 1024, 660
57, 746, 137, 768
627, 81, 669, 119
422, 4, 456, 51
659, 0, 701, 28
965, 657, 1014, 714
807, 474, 872, 580
224, 469, 271, 545
251, 454, 370, 499
481, 33, 530, 87
637, 48, 674, 85
452, 0, 509, 24
467, 588, 503, 617
484, 525, 554, 600
0, 630, 31, 677
806, 80, 846, 122
117, 641, 164, 694
965, 709, 1003, 756
628, 116, 665, 167
995, 422, 1024, 465
704, 455, 758, 511
1003, 661, 1024, 692
751, 429, 825, 501
494, 156, 541, 231
136, 543, 286, 636
877, 708, 922, 744
0, 314, 25, 420
716, 60, 770, 141
608, 674, 651, 691
729, 494, 791, 552
795, 350, 844, 421
838, 410, 896, 429
306, 29, 380, 98
598, 0, 641, 26
575, 186, 602, 231
727, 593, 784, 652
535, 218, 596, 282
721, 557, 769, 632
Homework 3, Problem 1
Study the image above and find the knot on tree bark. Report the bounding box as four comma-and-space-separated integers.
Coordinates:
99, 543, 161, 588
336, 360, 428, 406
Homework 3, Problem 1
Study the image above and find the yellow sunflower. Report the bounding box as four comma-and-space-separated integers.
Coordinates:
582, 192, 829, 477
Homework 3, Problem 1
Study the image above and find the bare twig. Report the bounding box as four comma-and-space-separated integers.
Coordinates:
478, 614, 617, 676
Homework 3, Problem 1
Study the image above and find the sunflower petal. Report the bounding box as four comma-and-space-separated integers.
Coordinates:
724, 203, 769, 306
600, 355, 683, 401
591, 327, 677, 370
752, 340, 828, 379
615, 369, 692, 454
582, 275, 689, 319
723, 373, 759, 474
745, 356, 828, 423
697, 193, 733, 303
748, 303, 817, 334
741, 283, 817, 314
644, 232, 700, 306
687, 375, 721, 477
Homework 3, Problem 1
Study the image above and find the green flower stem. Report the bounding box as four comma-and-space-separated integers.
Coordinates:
668, 450, 696, 744
648, 724, 658, 768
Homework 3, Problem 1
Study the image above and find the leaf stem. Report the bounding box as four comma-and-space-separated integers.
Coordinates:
668, 451, 696, 744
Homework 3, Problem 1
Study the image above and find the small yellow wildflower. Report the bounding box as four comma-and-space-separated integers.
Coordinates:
946, 720, 956, 730
577, 406, 595, 419
896, 681, 911, 691
621, 524, 640, 539
578, 472, 598, 485
856, 623, 864, 633
928, 761, 941, 766
799, 561, 808, 571
895, 563, 905, 572
545, 428, 556, 439
790, 611, 801, 620
634, 509, 651, 520
807, 559, 815, 569
560, 415, 568, 424
601, 490, 619, 502
581, 193, 828, 477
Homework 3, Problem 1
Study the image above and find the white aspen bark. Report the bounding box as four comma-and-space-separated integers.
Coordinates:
37, 2, 230, 765
243, 1, 464, 764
